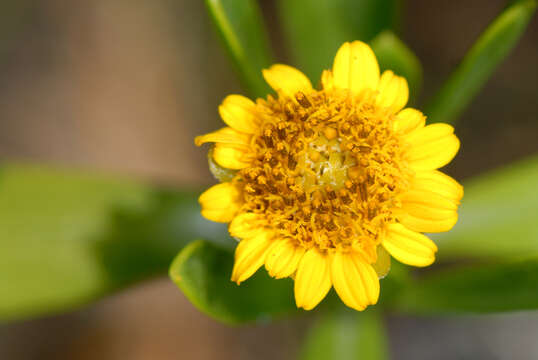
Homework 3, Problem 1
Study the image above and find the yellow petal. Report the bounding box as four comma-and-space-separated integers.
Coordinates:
199, 182, 242, 223
394, 190, 458, 232
265, 238, 305, 279
394, 108, 426, 134
231, 231, 272, 284
195, 127, 251, 146
398, 189, 459, 232
405, 123, 455, 146
212, 143, 252, 170
262, 64, 313, 97
332, 41, 380, 95
405, 123, 460, 171
321, 69, 334, 91
229, 212, 264, 239
401, 204, 456, 222
412, 170, 464, 204
371, 245, 391, 279
219, 95, 260, 134
408, 136, 460, 171
294, 249, 332, 310
395, 188, 459, 233
376, 70, 409, 114
401, 189, 458, 212
383, 223, 437, 267
331, 251, 380, 311
397, 211, 458, 233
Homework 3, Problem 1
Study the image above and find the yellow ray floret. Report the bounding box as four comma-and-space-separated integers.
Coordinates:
231, 231, 272, 284
195, 40, 463, 312
218, 95, 261, 134
262, 64, 313, 97
265, 238, 305, 279
331, 251, 380, 311
393, 108, 426, 134
412, 170, 464, 204
404, 123, 460, 171
294, 249, 332, 310
195, 127, 251, 147
376, 70, 409, 114
332, 41, 379, 94
198, 182, 242, 222
383, 223, 438, 267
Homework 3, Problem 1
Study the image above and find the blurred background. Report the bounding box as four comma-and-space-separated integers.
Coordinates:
0, 0, 537, 359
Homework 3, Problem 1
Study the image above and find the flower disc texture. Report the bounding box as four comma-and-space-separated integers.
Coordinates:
196, 41, 463, 311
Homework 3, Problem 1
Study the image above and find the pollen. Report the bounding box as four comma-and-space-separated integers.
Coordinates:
237, 89, 411, 260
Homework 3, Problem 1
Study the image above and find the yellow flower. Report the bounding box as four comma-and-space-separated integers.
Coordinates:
195, 41, 463, 311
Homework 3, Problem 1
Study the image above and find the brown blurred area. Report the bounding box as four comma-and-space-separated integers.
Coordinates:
0, 0, 238, 185
0, 0, 537, 359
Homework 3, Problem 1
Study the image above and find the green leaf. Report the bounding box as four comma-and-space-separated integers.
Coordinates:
299, 309, 388, 360
0, 164, 229, 323
169, 240, 296, 325
435, 154, 538, 260
425, 0, 536, 124
393, 257, 538, 314
277, 0, 400, 81
370, 30, 423, 102
205, 0, 273, 98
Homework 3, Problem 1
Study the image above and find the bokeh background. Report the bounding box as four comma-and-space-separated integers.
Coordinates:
0, 0, 537, 359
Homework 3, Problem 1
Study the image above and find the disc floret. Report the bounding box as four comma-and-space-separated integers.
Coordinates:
238, 89, 411, 263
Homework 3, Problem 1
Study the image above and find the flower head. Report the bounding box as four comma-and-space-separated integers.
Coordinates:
196, 41, 462, 311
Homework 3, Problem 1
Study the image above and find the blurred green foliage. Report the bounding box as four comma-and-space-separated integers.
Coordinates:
299, 309, 388, 360
277, 0, 400, 81
394, 257, 538, 314
436, 155, 538, 260
205, 0, 273, 98
426, 0, 537, 124
0, 164, 229, 322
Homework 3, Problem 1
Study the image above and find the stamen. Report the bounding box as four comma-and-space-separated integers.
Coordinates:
295, 92, 312, 108
237, 89, 409, 258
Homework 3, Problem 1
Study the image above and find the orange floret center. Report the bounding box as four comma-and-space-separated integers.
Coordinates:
237, 89, 412, 262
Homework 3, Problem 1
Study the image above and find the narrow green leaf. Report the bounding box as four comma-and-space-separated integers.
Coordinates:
277, 0, 400, 81
299, 309, 389, 360
205, 0, 272, 97
393, 257, 538, 314
426, 0, 536, 124
370, 30, 423, 102
0, 164, 229, 323
435, 154, 538, 260
169, 240, 296, 325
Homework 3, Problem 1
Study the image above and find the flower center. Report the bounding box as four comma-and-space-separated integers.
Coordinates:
238, 90, 410, 261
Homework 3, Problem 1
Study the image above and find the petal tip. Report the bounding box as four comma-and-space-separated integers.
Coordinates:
332, 40, 380, 94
